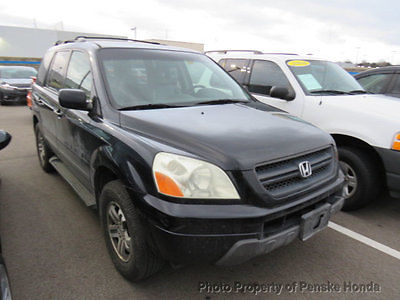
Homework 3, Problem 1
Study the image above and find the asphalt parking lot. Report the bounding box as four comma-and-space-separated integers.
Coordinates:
0, 105, 399, 299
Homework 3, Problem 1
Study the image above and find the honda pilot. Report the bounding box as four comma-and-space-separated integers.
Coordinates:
31, 37, 344, 281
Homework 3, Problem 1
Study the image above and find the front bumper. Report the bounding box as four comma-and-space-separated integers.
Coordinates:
375, 147, 400, 198
0, 88, 29, 103
142, 175, 344, 266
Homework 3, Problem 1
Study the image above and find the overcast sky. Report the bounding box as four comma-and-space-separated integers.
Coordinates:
1, 0, 400, 63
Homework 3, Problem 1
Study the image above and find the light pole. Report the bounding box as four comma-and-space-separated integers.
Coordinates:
355, 47, 361, 65
130, 27, 137, 39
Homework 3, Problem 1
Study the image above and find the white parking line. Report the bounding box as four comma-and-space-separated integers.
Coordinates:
328, 222, 400, 260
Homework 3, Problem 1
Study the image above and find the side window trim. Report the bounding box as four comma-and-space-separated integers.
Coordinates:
45, 50, 72, 93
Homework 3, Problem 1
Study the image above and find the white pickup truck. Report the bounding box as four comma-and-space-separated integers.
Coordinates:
207, 50, 400, 210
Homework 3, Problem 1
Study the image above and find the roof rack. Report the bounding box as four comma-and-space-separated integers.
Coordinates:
204, 50, 263, 54
54, 36, 161, 46
264, 53, 298, 55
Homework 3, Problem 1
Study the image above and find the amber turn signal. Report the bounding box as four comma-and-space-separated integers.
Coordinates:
392, 134, 400, 151
154, 172, 183, 197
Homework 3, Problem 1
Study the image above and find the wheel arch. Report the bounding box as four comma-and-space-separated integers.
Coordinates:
91, 147, 148, 206
332, 133, 386, 180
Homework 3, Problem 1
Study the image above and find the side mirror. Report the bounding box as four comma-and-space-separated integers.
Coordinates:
0, 130, 11, 150
270, 86, 295, 101
59, 89, 91, 111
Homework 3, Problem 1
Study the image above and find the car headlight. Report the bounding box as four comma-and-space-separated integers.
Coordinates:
392, 133, 400, 151
152, 152, 240, 199
0, 83, 15, 90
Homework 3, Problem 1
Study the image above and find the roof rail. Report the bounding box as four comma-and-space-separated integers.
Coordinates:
54, 36, 161, 46
204, 50, 263, 54
264, 52, 298, 55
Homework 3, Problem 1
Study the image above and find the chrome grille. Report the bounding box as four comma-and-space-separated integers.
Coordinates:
255, 147, 335, 198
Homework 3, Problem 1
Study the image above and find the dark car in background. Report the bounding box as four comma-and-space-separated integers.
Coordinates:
355, 66, 400, 98
0, 66, 37, 105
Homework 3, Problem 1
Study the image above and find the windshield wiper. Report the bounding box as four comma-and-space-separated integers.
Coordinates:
118, 103, 184, 111
309, 89, 350, 95
348, 90, 368, 94
193, 99, 249, 106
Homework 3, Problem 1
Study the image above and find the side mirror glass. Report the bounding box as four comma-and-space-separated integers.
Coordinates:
59, 89, 91, 111
270, 86, 295, 101
0, 130, 11, 150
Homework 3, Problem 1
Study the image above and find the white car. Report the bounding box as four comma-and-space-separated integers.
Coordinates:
207, 50, 400, 210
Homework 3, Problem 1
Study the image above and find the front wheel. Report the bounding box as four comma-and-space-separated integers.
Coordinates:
34, 125, 54, 173
99, 180, 164, 281
338, 147, 381, 211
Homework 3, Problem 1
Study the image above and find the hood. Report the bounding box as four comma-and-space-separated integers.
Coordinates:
120, 103, 333, 170
322, 94, 400, 121
1, 78, 32, 87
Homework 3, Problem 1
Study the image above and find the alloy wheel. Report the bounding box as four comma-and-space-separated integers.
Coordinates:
340, 161, 358, 198
107, 202, 132, 262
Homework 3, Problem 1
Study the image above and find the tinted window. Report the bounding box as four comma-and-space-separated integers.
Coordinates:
357, 73, 392, 94
98, 49, 250, 109
46, 51, 70, 91
219, 59, 248, 84
249, 60, 291, 95
65, 51, 93, 98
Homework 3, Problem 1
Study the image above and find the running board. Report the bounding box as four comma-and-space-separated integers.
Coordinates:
49, 156, 96, 208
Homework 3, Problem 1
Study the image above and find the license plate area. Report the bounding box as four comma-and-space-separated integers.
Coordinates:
300, 203, 331, 241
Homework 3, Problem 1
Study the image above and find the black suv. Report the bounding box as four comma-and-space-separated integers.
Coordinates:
32, 37, 344, 281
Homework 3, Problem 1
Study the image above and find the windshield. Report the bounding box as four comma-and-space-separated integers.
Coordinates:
98, 48, 251, 109
0, 67, 37, 79
287, 60, 364, 95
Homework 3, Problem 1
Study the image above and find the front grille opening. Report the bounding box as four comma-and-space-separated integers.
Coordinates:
255, 146, 335, 199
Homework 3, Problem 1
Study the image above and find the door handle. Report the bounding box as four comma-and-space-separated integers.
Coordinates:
54, 109, 64, 119
34, 97, 45, 106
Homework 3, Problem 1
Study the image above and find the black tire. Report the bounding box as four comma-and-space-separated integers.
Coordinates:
99, 180, 164, 281
34, 124, 54, 173
338, 146, 381, 211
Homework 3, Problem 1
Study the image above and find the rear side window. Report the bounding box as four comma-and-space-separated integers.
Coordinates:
46, 51, 70, 91
248, 60, 291, 95
219, 59, 249, 84
65, 51, 93, 98
357, 73, 392, 94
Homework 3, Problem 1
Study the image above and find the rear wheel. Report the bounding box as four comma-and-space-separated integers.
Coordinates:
338, 146, 381, 211
99, 180, 164, 281
34, 125, 54, 173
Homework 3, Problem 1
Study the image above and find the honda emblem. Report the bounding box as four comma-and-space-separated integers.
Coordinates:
299, 161, 312, 178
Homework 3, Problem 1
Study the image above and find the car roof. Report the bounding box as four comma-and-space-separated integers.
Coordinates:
51, 38, 200, 54
355, 65, 400, 77
205, 51, 324, 63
